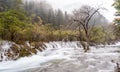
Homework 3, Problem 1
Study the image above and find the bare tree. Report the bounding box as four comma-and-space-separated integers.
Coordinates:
72, 5, 101, 52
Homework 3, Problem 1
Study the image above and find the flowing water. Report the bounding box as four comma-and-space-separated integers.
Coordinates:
0, 41, 120, 72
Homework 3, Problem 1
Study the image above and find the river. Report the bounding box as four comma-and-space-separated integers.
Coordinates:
0, 41, 120, 72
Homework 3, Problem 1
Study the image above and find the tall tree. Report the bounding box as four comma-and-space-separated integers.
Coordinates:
0, 0, 22, 12
113, 0, 120, 16
0, 0, 29, 41
55, 9, 64, 29
23, 1, 52, 23
0, 10, 28, 41
47, 9, 55, 24
64, 11, 70, 25
113, 0, 120, 39
72, 5, 101, 52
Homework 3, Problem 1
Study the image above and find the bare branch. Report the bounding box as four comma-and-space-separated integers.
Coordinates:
88, 20, 96, 37
85, 8, 100, 30
74, 19, 87, 34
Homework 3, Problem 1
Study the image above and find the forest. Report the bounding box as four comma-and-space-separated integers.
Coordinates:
0, 0, 118, 49
0, 0, 120, 72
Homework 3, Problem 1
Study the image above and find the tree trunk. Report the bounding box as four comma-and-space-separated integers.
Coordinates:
80, 41, 89, 52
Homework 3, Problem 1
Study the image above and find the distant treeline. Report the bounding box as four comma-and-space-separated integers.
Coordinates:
0, 0, 117, 45
23, 0, 71, 29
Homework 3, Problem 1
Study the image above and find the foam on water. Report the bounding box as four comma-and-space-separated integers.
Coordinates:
0, 41, 120, 72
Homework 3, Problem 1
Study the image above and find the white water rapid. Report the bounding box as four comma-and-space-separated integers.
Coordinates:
0, 41, 120, 72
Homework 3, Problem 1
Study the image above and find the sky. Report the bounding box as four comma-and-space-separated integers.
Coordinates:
45, 0, 116, 22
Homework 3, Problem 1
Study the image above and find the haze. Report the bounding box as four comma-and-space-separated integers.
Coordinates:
45, 0, 116, 22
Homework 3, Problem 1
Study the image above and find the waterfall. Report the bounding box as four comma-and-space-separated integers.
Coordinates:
0, 41, 120, 72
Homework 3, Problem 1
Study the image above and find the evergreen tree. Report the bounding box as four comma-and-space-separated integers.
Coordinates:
113, 0, 120, 39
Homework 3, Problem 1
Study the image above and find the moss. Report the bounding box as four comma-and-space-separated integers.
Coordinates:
30, 42, 36, 47
17, 41, 45, 58
31, 48, 37, 54
18, 48, 31, 58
